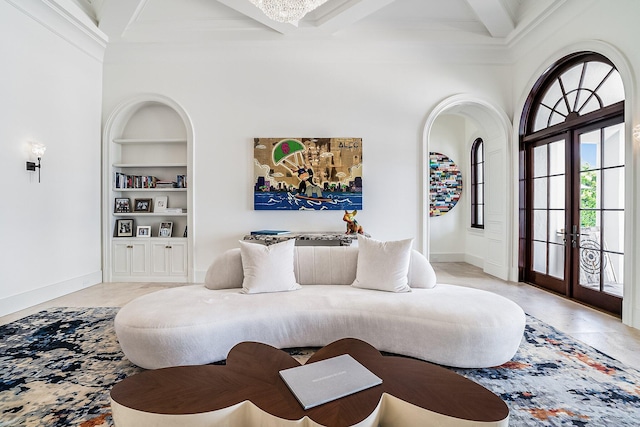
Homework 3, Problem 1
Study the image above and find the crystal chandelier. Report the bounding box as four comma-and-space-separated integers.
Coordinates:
249, 0, 330, 26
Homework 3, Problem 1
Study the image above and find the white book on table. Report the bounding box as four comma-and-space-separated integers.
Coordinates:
279, 354, 383, 410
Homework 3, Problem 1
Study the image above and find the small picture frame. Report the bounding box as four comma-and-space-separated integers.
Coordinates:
154, 196, 168, 213
115, 219, 134, 237
159, 221, 173, 238
136, 225, 151, 237
134, 198, 152, 212
114, 197, 131, 213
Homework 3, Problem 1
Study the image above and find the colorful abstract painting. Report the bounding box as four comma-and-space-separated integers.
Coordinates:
254, 138, 363, 211
429, 152, 462, 216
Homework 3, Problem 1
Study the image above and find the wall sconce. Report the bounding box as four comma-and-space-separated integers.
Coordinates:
26, 142, 46, 183
633, 124, 640, 143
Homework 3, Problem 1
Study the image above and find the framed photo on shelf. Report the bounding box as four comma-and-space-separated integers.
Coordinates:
134, 198, 152, 212
159, 221, 173, 238
114, 197, 131, 213
154, 196, 168, 212
115, 219, 134, 237
136, 225, 151, 237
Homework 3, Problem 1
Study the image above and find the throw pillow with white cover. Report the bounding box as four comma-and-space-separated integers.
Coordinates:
351, 236, 413, 292
203, 248, 243, 290
203, 246, 437, 290
239, 239, 301, 294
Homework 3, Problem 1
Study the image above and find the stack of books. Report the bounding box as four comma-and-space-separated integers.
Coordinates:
156, 180, 177, 188
114, 173, 157, 189
250, 230, 291, 235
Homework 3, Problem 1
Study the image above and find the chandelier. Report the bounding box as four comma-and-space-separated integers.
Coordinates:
249, 0, 330, 26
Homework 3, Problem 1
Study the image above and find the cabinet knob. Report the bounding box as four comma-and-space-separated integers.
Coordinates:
166, 245, 172, 249
127, 245, 133, 249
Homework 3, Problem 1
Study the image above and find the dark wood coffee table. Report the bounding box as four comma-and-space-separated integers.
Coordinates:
110, 338, 509, 426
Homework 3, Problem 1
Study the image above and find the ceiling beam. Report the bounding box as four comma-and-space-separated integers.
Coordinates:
217, 0, 396, 35
97, 0, 147, 40
215, 0, 298, 35
314, 0, 397, 34
465, 0, 515, 38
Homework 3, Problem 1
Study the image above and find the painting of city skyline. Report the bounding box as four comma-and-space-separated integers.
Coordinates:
253, 137, 363, 211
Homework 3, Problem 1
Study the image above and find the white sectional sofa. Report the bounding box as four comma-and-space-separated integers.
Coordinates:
114, 238, 526, 370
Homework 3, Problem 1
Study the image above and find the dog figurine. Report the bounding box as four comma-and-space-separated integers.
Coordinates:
343, 210, 364, 235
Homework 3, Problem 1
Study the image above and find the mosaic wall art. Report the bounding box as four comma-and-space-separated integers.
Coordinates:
429, 152, 463, 217
253, 138, 362, 211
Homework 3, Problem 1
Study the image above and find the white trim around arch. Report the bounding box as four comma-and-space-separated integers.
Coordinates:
422, 94, 514, 281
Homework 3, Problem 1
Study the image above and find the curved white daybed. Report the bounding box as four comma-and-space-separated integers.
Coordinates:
114, 239, 525, 370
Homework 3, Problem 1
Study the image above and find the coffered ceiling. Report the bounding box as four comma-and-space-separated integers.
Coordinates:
72, 0, 565, 44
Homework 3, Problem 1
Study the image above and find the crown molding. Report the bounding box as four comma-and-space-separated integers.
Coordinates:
5, 0, 107, 61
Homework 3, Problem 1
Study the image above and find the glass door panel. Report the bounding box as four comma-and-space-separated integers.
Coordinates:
528, 139, 566, 287
575, 122, 624, 312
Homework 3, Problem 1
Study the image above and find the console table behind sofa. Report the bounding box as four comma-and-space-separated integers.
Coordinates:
243, 231, 369, 246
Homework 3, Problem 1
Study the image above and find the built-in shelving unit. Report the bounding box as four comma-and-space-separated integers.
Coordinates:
102, 94, 194, 282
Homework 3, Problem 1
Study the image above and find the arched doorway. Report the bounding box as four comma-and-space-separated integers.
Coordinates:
519, 52, 625, 315
423, 95, 513, 281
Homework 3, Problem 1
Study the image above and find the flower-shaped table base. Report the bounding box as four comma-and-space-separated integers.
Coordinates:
111, 338, 508, 426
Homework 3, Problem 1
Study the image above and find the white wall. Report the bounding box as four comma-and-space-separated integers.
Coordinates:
103, 43, 513, 278
428, 115, 467, 261
510, 0, 640, 326
0, 0, 106, 316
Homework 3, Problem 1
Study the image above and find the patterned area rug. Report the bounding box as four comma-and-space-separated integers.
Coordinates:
0, 308, 639, 426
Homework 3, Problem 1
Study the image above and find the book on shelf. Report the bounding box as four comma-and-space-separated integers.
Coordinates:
176, 175, 187, 188
113, 172, 158, 189
164, 208, 184, 213
250, 230, 291, 235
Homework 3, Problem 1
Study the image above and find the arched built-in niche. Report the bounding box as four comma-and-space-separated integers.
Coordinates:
423, 95, 513, 281
102, 94, 195, 282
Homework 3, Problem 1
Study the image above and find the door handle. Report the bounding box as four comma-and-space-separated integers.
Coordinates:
567, 225, 580, 248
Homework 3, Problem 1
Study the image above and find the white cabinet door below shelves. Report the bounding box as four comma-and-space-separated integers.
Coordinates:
113, 240, 150, 277
151, 240, 187, 277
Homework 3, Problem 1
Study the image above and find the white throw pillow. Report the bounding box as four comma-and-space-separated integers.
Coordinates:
352, 235, 413, 292
407, 250, 438, 289
239, 239, 301, 294
204, 248, 244, 290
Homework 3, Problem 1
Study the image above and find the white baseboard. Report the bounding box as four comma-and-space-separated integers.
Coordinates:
483, 262, 509, 281
627, 306, 640, 329
0, 270, 102, 318
429, 252, 466, 263
464, 253, 484, 269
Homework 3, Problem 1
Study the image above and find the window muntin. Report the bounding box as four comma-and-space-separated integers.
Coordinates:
532, 58, 624, 132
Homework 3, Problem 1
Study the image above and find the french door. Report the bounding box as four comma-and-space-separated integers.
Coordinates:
525, 118, 624, 315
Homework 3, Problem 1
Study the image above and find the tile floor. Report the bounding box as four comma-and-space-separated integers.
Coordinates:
2, 262, 640, 370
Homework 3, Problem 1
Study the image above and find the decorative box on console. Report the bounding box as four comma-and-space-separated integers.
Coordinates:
243, 232, 369, 246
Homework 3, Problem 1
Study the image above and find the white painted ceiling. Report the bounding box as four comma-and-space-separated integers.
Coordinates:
73, 0, 565, 44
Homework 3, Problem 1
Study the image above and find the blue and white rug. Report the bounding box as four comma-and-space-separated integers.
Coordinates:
0, 307, 639, 426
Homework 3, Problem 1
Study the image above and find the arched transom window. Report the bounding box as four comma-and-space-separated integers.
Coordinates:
531, 54, 624, 132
